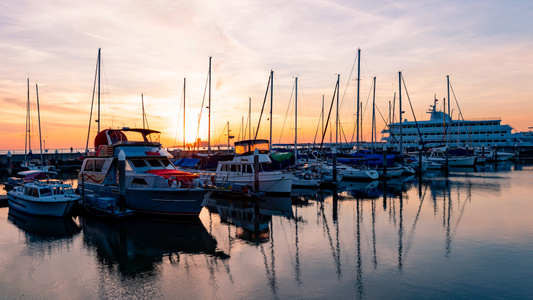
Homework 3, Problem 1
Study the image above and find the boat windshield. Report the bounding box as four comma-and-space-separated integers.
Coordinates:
119, 130, 161, 144
146, 158, 174, 170
39, 188, 53, 197
235, 140, 270, 155
128, 158, 175, 172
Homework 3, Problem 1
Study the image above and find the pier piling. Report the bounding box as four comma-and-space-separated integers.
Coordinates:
118, 150, 126, 212
7, 151, 12, 176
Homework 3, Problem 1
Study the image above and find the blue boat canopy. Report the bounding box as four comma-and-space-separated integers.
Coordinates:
173, 158, 201, 168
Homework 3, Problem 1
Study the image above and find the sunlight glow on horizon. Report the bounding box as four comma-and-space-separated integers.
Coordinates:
1, 0, 533, 150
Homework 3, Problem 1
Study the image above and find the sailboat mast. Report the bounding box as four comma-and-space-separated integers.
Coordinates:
399, 71, 403, 155
142, 93, 145, 130
444, 75, 448, 146
97, 48, 101, 133
356, 48, 361, 151
294, 77, 298, 160
322, 95, 324, 146
36, 84, 43, 168
183, 78, 186, 150
248, 98, 251, 140
372, 76, 376, 153
336, 74, 340, 148
208, 56, 212, 155
25, 78, 30, 160
227, 121, 230, 154
270, 70, 273, 147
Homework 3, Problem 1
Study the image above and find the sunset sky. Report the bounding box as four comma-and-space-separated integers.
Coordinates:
1, 0, 532, 151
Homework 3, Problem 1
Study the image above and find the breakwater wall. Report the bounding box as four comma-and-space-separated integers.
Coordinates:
0, 151, 84, 174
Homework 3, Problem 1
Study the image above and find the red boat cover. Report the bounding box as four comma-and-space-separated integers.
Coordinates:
94, 129, 128, 148
145, 169, 199, 180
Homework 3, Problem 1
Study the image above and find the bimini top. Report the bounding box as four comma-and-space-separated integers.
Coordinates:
234, 139, 270, 155
94, 128, 162, 149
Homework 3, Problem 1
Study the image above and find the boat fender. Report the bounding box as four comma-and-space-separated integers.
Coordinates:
304, 174, 311, 180
211, 175, 216, 184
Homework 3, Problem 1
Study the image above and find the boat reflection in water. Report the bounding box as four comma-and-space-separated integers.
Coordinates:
8, 208, 81, 242
81, 216, 228, 278
204, 193, 293, 243
338, 180, 381, 199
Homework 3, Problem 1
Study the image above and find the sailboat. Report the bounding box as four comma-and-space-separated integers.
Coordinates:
19, 79, 55, 173
5, 80, 57, 191
8, 83, 80, 217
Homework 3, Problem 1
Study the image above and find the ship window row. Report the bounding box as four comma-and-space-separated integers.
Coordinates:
397, 131, 507, 136
391, 122, 500, 129
393, 139, 506, 144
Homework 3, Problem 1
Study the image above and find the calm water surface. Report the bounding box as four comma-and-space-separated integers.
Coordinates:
1, 162, 532, 299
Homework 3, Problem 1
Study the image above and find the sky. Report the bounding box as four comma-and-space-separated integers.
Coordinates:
1, 0, 532, 151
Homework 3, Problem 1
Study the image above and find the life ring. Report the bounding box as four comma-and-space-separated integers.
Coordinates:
168, 177, 181, 188
304, 174, 311, 180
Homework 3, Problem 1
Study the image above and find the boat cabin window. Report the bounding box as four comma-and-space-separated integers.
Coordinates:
129, 159, 150, 173
53, 186, 64, 195
146, 158, 173, 169
39, 188, 53, 197
146, 158, 163, 168
63, 187, 75, 195
159, 158, 173, 169
243, 165, 253, 173
94, 159, 105, 172
260, 163, 273, 172
235, 140, 270, 155
125, 160, 133, 171
84, 160, 94, 172
230, 165, 239, 173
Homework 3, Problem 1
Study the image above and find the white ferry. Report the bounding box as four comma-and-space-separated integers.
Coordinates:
381, 99, 519, 150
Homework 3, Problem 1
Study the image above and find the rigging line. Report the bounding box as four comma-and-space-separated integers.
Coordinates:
85, 54, 99, 154
404, 184, 428, 258
374, 104, 390, 143
450, 82, 473, 148
195, 67, 210, 153
277, 80, 295, 144
388, 93, 400, 145
452, 183, 471, 237
319, 79, 339, 151
401, 74, 425, 147
214, 122, 229, 145
313, 101, 324, 145
142, 94, 150, 130
254, 75, 272, 140
339, 52, 358, 111
339, 122, 350, 149
302, 93, 319, 143
173, 88, 184, 147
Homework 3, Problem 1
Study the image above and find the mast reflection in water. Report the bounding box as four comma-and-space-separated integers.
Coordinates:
0, 161, 532, 299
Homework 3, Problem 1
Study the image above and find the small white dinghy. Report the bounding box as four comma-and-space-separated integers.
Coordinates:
8, 179, 81, 217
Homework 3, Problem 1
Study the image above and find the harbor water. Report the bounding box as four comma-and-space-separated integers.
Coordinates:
1, 162, 532, 299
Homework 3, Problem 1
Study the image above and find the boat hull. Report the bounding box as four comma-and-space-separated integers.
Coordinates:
209, 173, 293, 195
428, 156, 477, 167
340, 169, 379, 181
81, 183, 206, 216
7, 194, 79, 217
